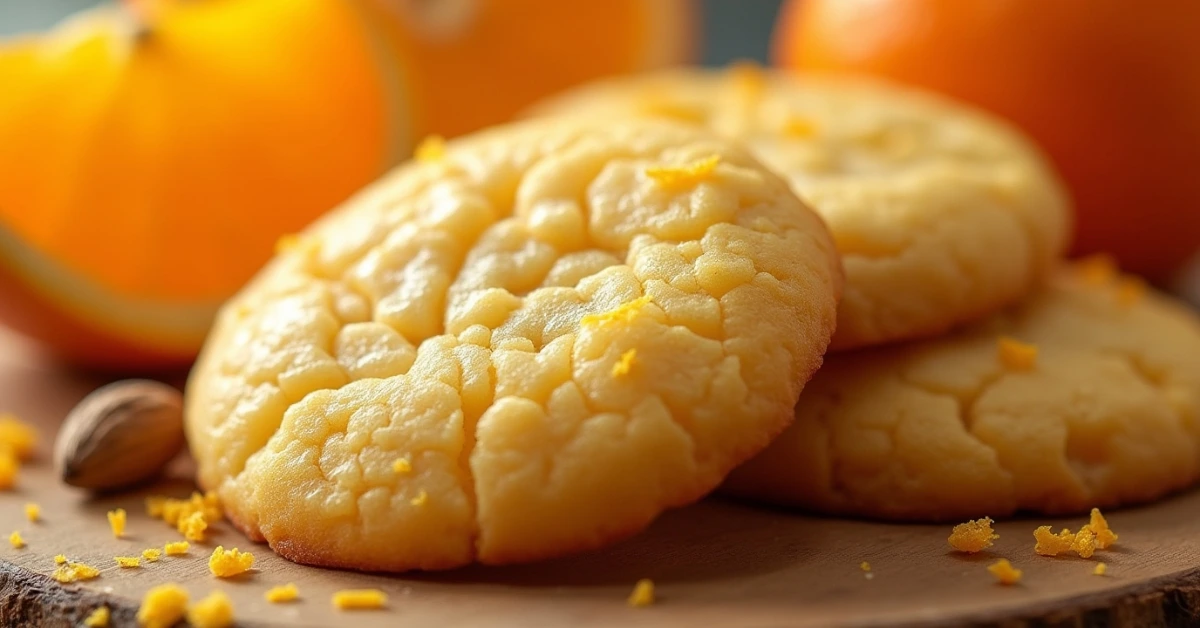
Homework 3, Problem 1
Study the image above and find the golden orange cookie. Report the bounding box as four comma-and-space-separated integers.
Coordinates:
724, 263, 1200, 521
185, 118, 842, 571
530, 67, 1071, 350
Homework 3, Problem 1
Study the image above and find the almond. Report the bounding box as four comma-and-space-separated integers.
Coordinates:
54, 380, 185, 491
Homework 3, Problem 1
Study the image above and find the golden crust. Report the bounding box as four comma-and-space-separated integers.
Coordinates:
530, 67, 1071, 350
185, 118, 842, 571
724, 266, 1200, 521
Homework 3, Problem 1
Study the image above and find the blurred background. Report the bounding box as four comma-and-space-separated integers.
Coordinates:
0, 0, 1197, 373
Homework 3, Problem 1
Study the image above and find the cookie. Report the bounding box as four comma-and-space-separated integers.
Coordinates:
530, 66, 1071, 350
723, 261, 1200, 521
184, 118, 842, 571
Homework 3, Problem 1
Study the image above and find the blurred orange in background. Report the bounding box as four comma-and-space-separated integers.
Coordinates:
0, 0, 695, 370
776, 0, 1200, 281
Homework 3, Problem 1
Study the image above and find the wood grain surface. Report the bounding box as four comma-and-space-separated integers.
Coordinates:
2, 328, 1200, 628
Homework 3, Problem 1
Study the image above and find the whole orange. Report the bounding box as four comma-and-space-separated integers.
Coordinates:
0, 0, 694, 370
776, 0, 1200, 279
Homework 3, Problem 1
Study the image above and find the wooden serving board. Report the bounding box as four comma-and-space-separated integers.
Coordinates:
2, 329, 1200, 628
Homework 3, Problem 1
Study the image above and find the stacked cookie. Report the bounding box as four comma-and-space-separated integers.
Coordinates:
533, 66, 1200, 522
183, 65, 1200, 574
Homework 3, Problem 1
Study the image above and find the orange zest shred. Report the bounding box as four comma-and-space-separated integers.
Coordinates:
52, 561, 100, 583
627, 578, 655, 607
143, 548, 162, 562
187, 590, 235, 628
164, 541, 190, 556
179, 511, 208, 542
997, 337, 1038, 370
644, 154, 721, 190
83, 606, 110, 627
581, 295, 654, 329
115, 556, 141, 568
265, 583, 300, 603
1033, 526, 1076, 556
54, 554, 67, 564
107, 508, 126, 538
948, 517, 998, 553
414, 135, 446, 163
392, 458, 412, 474
987, 558, 1022, 585
137, 583, 188, 628
332, 589, 388, 610
612, 349, 637, 377
209, 546, 255, 578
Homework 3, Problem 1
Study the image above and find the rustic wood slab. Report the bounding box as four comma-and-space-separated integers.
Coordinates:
1, 328, 1200, 628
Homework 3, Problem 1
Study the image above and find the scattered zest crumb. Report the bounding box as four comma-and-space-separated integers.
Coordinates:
612, 349, 637, 377
187, 590, 234, 628
644, 154, 721, 189
9, 530, 23, 549
410, 490, 428, 507
179, 511, 208, 542
164, 541, 190, 556
1071, 527, 1097, 559
988, 559, 1022, 585
115, 556, 140, 568
142, 548, 162, 562
415, 135, 446, 162
332, 589, 388, 610
107, 508, 126, 538
859, 561, 871, 572
1083, 508, 1118, 549
209, 546, 254, 578
53, 554, 66, 564
582, 295, 653, 328
1094, 562, 1107, 576
1033, 526, 1076, 556
997, 337, 1038, 371
265, 583, 300, 603
392, 458, 412, 474
137, 583, 188, 628
83, 606, 109, 628
628, 578, 655, 607
149, 491, 223, 527
24, 503, 39, 522
949, 517, 998, 553
52, 561, 100, 583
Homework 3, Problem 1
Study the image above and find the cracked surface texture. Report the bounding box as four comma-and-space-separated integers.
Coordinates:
530, 67, 1071, 350
184, 119, 842, 571
723, 266, 1200, 521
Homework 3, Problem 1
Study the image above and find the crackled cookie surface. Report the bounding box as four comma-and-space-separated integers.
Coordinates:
531, 67, 1071, 350
184, 119, 841, 571
724, 262, 1200, 521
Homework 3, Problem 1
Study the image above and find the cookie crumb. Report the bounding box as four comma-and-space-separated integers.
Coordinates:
332, 589, 388, 610
949, 517, 998, 553
83, 606, 109, 627
1072, 527, 1097, 558
164, 541, 190, 556
415, 135, 446, 162
628, 578, 655, 607
209, 546, 254, 578
1093, 562, 1107, 576
179, 511, 208, 542
8, 530, 23, 548
265, 583, 300, 603
644, 155, 721, 189
24, 503, 39, 522
1033, 526, 1076, 556
1082, 508, 1118, 549
988, 559, 1022, 585
107, 508, 126, 538
138, 583, 188, 628
392, 458, 412, 474
612, 349, 638, 377
52, 561, 100, 583
997, 337, 1038, 370
115, 556, 140, 568
187, 590, 234, 628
